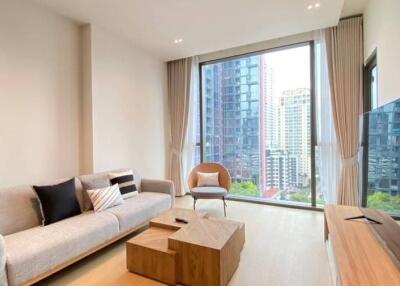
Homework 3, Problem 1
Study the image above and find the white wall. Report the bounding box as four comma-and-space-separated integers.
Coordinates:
0, 0, 81, 187
90, 26, 168, 179
81, 25, 94, 174
364, 0, 400, 106
0, 1, 168, 187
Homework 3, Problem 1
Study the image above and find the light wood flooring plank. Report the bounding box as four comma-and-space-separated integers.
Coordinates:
35, 196, 331, 286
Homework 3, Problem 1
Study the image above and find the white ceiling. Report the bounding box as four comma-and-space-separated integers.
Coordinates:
341, 0, 368, 18
33, 0, 347, 61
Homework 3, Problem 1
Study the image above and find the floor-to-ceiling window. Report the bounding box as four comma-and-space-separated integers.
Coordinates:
364, 52, 378, 111
362, 52, 400, 217
197, 42, 320, 207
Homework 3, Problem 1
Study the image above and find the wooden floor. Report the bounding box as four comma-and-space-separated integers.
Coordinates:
35, 196, 332, 286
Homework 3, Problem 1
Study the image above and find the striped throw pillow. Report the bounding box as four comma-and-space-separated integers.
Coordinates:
109, 170, 138, 199
87, 184, 124, 212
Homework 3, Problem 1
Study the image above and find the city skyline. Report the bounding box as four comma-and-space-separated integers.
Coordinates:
366, 100, 400, 215
200, 45, 313, 203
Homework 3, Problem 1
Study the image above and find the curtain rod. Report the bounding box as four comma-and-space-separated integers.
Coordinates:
340, 14, 363, 21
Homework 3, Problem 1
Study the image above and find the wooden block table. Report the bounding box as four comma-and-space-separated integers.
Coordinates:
149, 207, 208, 230
126, 208, 245, 286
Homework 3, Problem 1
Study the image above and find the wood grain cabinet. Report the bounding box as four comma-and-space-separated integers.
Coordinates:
324, 205, 400, 286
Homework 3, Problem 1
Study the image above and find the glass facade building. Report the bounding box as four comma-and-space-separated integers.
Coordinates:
202, 56, 261, 188
366, 100, 400, 215
200, 44, 314, 205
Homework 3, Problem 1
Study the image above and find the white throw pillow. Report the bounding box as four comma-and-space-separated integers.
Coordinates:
197, 172, 220, 187
87, 184, 124, 212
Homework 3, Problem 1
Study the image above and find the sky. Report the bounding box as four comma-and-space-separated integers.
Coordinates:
263, 45, 311, 97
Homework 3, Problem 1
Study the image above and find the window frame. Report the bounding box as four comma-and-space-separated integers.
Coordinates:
197, 41, 319, 210
361, 52, 400, 218
364, 49, 378, 112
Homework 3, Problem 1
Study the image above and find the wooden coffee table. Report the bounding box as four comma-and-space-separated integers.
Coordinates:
126, 208, 245, 286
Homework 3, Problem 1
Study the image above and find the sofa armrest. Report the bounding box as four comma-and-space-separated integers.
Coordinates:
141, 179, 175, 206
0, 235, 7, 286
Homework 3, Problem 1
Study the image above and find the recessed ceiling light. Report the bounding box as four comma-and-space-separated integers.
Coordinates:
314, 2, 321, 8
307, 4, 313, 10
174, 39, 183, 44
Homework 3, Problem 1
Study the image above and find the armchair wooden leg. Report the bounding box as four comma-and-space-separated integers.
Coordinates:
222, 197, 227, 217
193, 197, 197, 210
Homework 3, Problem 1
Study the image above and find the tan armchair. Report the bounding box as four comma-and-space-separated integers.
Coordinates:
188, 163, 232, 216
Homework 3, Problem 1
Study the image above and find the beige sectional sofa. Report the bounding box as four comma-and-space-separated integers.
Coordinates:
0, 169, 175, 286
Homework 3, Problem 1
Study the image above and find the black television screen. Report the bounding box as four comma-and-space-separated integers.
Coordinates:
360, 98, 400, 217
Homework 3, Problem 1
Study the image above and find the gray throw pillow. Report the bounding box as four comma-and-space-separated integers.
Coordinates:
0, 235, 7, 286
80, 177, 111, 211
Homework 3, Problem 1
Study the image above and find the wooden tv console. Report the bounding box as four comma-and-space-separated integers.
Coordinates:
324, 205, 400, 286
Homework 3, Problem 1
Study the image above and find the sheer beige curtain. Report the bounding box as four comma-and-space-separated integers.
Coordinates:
324, 16, 363, 206
167, 58, 193, 196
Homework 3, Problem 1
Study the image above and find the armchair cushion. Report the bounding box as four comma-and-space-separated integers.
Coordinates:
197, 172, 219, 187
188, 163, 232, 191
0, 235, 7, 286
191, 186, 227, 199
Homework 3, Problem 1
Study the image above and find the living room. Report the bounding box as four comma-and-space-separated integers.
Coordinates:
0, 0, 399, 286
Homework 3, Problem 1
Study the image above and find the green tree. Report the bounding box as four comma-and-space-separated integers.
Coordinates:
289, 192, 310, 203
367, 192, 400, 212
230, 181, 259, 197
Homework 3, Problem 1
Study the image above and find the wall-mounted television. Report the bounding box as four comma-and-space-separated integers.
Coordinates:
360, 98, 400, 218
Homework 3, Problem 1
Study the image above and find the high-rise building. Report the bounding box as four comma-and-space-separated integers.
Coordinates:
261, 83, 310, 192
279, 88, 311, 187
368, 101, 400, 197
202, 59, 311, 194
261, 58, 278, 148
260, 57, 277, 192
264, 148, 299, 192
202, 56, 261, 188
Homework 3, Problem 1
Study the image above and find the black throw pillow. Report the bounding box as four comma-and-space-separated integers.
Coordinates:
33, 178, 81, 225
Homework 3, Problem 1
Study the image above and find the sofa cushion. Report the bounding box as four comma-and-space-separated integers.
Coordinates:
0, 185, 41, 236
79, 173, 111, 211
4, 212, 119, 286
79, 168, 141, 211
106, 192, 172, 233
0, 178, 84, 236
